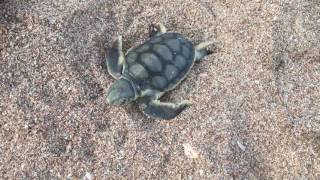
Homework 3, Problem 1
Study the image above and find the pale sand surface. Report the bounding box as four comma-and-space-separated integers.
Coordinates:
0, 0, 320, 179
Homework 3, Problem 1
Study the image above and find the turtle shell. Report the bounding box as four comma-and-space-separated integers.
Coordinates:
123, 33, 195, 92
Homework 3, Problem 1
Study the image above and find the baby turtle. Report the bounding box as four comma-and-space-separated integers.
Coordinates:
106, 23, 213, 120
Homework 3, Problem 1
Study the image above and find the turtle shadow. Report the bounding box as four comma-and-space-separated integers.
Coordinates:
123, 102, 160, 131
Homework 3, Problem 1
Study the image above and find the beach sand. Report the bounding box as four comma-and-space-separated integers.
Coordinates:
1, 0, 319, 178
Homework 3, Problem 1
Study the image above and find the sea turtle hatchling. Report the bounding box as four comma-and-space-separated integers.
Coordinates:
106, 23, 213, 120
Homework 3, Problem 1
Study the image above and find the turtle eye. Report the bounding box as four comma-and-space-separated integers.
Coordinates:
119, 99, 126, 105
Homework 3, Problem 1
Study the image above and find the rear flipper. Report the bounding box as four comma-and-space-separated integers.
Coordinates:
149, 23, 167, 37
139, 99, 192, 120
195, 41, 214, 61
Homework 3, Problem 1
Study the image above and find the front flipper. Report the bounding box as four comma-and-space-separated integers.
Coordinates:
139, 99, 192, 120
106, 36, 125, 79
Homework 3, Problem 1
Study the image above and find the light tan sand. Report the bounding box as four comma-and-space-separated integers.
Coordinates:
1, 0, 319, 178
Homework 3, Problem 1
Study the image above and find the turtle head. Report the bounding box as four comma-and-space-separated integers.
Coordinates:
106, 78, 136, 106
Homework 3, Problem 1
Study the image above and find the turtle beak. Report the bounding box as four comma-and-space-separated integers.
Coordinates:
106, 95, 112, 104
106, 78, 135, 106
106, 88, 118, 105
107, 93, 126, 106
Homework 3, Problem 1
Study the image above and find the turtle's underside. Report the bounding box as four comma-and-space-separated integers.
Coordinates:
106, 23, 213, 120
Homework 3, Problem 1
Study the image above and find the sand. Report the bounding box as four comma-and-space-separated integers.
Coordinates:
1, 0, 319, 179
